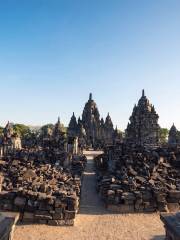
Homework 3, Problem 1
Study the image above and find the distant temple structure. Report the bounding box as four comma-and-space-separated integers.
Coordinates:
68, 93, 119, 147
168, 124, 179, 146
41, 117, 79, 166
81, 93, 101, 146
42, 117, 67, 150
0, 122, 22, 156
125, 90, 160, 145
67, 112, 78, 138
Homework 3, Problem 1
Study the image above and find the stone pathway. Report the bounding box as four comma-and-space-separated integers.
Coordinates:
13, 151, 165, 240
80, 151, 106, 214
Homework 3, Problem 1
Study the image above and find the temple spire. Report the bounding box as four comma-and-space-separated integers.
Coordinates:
89, 93, 92, 100
58, 116, 60, 124
142, 89, 145, 97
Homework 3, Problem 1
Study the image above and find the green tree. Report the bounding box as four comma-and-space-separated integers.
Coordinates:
13, 124, 31, 137
159, 128, 169, 144
40, 124, 54, 133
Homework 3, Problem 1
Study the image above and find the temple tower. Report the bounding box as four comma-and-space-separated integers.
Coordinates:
68, 112, 78, 137
168, 124, 179, 146
104, 113, 114, 144
0, 122, 22, 156
126, 90, 160, 145
82, 93, 101, 146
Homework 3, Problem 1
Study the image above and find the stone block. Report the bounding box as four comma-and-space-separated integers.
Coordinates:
22, 212, 34, 223
167, 203, 179, 212
55, 199, 62, 208
168, 191, 180, 199
48, 220, 65, 226
14, 197, 26, 209
3, 202, 13, 211
55, 208, 63, 214
157, 202, 168, 212
65, 219, 74, 226
52, 212, 64, 220
38, 193, 47, 201
64, 210, 76, 220
34, 210, 52, 220
37, 220, 47, 224
107, 204, 134, 213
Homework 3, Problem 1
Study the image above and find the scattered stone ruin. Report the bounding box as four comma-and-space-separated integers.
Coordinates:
0, 89, 180, 230
93, 90, 180, 213
95, 144, 180, 213
0, 148, 86, 225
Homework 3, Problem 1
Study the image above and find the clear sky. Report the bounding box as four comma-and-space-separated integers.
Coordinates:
0, 0, 180, 130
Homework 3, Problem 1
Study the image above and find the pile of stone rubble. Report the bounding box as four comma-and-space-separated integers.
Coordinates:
0, 149, 86, 225
71, 155, 87, 175
96, 144, 180, 213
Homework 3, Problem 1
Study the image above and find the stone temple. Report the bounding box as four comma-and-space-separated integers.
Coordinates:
168, 123, 179, 146
0, 122, 22, 156
68, 93, 118, 147
81, 93, 100, 145
125, 90, 160, 145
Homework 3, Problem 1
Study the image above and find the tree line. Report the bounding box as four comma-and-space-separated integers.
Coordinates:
0, 124, 174, 144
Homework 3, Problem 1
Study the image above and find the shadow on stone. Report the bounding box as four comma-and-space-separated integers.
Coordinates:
150, 235, 165, 240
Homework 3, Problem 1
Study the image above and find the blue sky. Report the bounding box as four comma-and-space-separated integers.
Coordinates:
0, 0, 180, 130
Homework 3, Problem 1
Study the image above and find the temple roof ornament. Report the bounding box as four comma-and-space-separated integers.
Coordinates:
53, 117, 63, 136
142, 89, 145, 97
89, 93, 92, 101
105, 113, 113, 128
68, 112, 78, 137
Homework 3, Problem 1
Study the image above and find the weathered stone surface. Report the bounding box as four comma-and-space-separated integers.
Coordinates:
0, 121, 22, 157
52, 212, 63, 220
14, 197, 26, 209
36, 219, 47, 224
65, 219, 74, 226
125, 90, 160, 145
0, 175, 4, 192
0, 146, 86, 225
34, 211, 52, 220
22, 212, 34, 223
107, 204, 134, 213
48, 220, 65, 226
64, 210, 76, 220
67, 93, 122, 148
96, 144, 180, 213
167, 203, 179, 212
168, 124, 180, 146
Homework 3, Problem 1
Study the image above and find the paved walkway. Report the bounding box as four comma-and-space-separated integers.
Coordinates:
80, 151, 106, 214
13, 151, 165, 240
